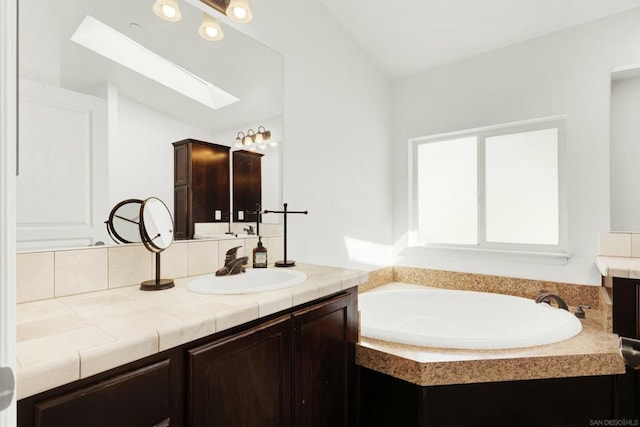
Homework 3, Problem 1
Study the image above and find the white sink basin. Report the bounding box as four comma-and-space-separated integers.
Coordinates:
186, 269, 307, 294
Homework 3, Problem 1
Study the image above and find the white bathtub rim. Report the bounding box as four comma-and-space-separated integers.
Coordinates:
359, 287, 583, 350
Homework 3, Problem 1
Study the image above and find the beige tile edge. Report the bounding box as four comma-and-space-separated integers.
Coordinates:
158, 316, 216, 352
79, 331, 159, 379
17, 353, 80, 400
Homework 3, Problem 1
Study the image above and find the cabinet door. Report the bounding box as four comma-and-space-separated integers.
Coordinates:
233, 150, 262, 222
173, 143, 190, 187
173, 185, 190, 240
293, 292, 356, 427
188, 315, 292, 427
28, 359, 175, 427
612, 277, 640, 418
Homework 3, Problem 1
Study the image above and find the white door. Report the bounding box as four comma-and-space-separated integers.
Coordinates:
17, 79, 108, 250
0, 0, 18, 425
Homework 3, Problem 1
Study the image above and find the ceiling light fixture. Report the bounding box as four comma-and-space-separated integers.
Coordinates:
199, 13, 224, 41
226, 0, 253, 23
153, 0, 183, 22
234, 126, 272, 149
154, 0, 254, 42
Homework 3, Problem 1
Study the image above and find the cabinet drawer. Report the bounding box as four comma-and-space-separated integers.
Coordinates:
31, 359, 173, 427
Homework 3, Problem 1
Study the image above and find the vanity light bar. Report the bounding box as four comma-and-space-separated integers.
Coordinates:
70, 15, 239, 110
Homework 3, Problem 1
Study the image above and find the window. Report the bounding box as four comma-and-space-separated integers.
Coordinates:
410, 117, 566, 254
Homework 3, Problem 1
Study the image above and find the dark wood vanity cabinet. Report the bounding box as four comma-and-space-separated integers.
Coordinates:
188, 290, 357, 427
18, 289, 357, 427
611, 277, 640, 418
17, 349, 185, 427
232, 150, 262, 222
173, 139, 230, 239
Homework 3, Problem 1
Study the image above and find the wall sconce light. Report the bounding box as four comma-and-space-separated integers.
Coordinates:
243, 129, 256, 146
234, 132, 245, 147
254, 125, 271, 144
234, 126, 273, 149
226, 0, 253, 23
199, 13, 224, 41
152, 0, 182, 22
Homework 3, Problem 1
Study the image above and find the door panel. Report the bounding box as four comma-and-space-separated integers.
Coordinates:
17, 79, 108, 249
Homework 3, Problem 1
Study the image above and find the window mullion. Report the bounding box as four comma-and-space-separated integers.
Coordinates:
477, 136, 486, 247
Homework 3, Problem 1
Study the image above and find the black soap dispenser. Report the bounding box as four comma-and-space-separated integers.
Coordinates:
253, 237, 268, 268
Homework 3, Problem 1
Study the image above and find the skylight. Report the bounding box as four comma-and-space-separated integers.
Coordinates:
71, 15, 239, 110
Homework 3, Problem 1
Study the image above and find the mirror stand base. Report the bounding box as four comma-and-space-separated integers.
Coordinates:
275, 260, 296, 267
140, 279, 175, 291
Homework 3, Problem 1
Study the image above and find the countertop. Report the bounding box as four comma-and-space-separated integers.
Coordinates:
16, 263, 367, 399
356, 284, 625, 387
595, 255, 640, 279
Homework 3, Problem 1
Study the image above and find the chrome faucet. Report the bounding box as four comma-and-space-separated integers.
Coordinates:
215, 246, 248, 276
534, 292, 569, 310
243, 225, 255, 235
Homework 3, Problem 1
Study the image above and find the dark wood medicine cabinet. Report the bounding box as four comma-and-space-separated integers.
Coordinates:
233, 149, 263, 223
173, 139, 263, 239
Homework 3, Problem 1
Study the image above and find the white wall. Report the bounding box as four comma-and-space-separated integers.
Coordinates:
611, 75, 640, 231
110, 94, 215, 215
227, 0, 393, 270
391, 8, 640, 285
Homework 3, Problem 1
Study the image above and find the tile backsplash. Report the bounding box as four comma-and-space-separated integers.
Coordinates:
17, 235, 285, 303
599, 232, 640, 257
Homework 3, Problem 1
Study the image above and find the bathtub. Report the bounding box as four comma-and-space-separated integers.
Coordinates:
359, 286, 583, 350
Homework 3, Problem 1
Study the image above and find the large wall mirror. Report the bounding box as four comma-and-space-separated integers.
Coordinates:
610, 63, 640, 231
17, 0, 283, 250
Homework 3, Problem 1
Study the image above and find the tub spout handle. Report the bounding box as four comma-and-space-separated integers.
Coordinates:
535, 293, 569, 311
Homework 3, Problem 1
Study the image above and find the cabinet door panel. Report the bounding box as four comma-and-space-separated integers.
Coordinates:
174, 185, 190, 240
293, 293, 354, 427
32, 359, 173, 427
188, 315, 292, 427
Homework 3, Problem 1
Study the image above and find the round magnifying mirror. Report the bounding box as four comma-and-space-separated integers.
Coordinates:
138, 197, 175, 291
139, 197, 174, 253
105, 199, 143, 244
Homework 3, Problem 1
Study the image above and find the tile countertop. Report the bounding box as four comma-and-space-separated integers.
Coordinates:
356, 284, 625, 387
16, 263, 367, 400
595, 255, 640, 278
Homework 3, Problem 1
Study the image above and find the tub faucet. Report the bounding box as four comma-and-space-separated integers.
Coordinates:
535, 293, 569, 311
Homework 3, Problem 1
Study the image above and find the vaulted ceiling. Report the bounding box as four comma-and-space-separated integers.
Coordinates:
318, 0, 640, 77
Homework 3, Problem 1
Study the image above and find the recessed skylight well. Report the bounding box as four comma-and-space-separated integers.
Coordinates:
71, 15, 238, 110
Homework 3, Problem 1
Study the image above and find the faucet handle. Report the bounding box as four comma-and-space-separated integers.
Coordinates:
574, 305, 591, 319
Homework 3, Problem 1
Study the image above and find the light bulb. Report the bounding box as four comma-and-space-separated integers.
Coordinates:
226, 0, 253, 23
232, 7, 247, 20
152, 0, 182, 22
205, 27, 218, 38
199, 13, 224, 41
161, 4, 177, 18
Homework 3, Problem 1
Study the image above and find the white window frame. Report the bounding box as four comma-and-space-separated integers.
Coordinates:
408, 116, 568, 257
